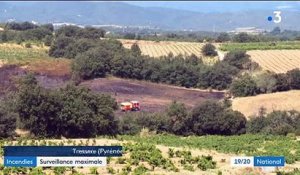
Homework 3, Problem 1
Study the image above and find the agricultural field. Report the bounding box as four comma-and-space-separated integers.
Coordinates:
119, 39, 219, 65
232, 90, 300, 118
80, 77, 224, 114
0, 134, 299, 175
0, 43, 49, 65
247, 50, 300, 73
0, 43, 71, 76
220, 41, 300, 52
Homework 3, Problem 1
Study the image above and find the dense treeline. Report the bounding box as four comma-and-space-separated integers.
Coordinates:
119, 100, 247, 136
113, 26, 300, 43
247, 108, 300, 135
0, 22, 54, 44
47, 26, 255, 90
119, 101, 300, 136
230, 68, 300, 97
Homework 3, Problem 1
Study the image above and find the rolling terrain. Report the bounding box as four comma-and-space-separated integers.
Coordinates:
248, 50, 300, 73
232, 90, 300, 118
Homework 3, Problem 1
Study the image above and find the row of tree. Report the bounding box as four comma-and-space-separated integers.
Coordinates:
119, 101, 300, 136
0, 23, 54, 44
230, 68, 300, 97
47, 27, 255, 90
119, 100, 246, 136
247, 107, 300, 135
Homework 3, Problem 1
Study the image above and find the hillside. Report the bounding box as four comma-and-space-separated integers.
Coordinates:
0, 2, 300, 31
248, 50, 300, 73
232, 90, 300, 118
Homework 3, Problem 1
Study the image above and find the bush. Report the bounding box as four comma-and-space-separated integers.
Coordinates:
247, 110, 300, 135
49, 36, 75, 58
0, 103, 17, 138
166, 101, 190, 135
216, 33, 231, 43
15, 75, 118, 138
233, 33, 256, 43
223, 51, 250, 70
131, 43, 142, 57
25, 43, 31, 48
72, 46, 113, 79
230, 74, 257, 97
201, 43, 217, 56
254, 72, 277, 93
118, 112, 168, 135
287, 68, 300, 89
190, 100, 247, 135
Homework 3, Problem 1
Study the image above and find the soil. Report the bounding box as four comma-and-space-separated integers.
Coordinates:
80, 77, 224, 113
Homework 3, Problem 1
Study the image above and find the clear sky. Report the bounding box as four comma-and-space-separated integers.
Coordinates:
126, 1, 300, 13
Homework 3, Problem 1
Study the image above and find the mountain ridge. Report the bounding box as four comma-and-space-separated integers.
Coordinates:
0, 2, 299, 31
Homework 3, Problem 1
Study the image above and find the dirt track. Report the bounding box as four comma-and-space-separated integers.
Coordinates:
81, 77, 224, 113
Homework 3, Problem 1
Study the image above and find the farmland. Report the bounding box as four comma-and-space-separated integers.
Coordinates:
80, 77, 224, 114
220, 41, 300, 52
0, 43, 49, 65
232, 90, 300, 118
119, 39, 219, 65
247, 50, 300, 73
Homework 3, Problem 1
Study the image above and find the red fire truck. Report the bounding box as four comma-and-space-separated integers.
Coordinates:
120, 101, 140, 111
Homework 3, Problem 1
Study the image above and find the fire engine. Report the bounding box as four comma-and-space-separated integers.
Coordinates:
120, 101, 140, 111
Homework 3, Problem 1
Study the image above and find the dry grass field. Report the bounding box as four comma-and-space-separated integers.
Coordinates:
119, 39, 219, 65
120, 39, 204, 57
0, 43, 71, 76
248, 50, 300, 73
232, 90, 300, 118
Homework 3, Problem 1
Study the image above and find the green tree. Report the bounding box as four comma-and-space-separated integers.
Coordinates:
72, 46, 113, 79
166, 101, 189, 135
223, 51, 251, 70
274, 73, 290, 91
49, 36, 75, 58
287, 68, 300, 89
233, 33, 255, 43
201, 43, 217, 56
131, 43, 142, 57
0, 103, 17, 138
254, 72, 277, 93
230, 74, 257, 97
15, 75, 118, 138
190, 101, 246, 135
216, 33, 231, 42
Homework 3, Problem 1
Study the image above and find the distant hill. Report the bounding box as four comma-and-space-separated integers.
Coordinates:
0, 2, 299, 31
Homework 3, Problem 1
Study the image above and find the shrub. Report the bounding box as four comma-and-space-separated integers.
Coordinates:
287, 68, 300, 89
201, 43, 217, 56
15, 75, 118, 138
72, 46, 112, 79
230, 74, 257, 97
131, 43, 142, 57
223, 51, 251, 70
190, 100, 247, 135
0, 103, 17, 138
254, 72, 277, 93
25, 43, 31, 48
216, 33, 231, 43
247, 110, 300, 135
166, 101, 189, 135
